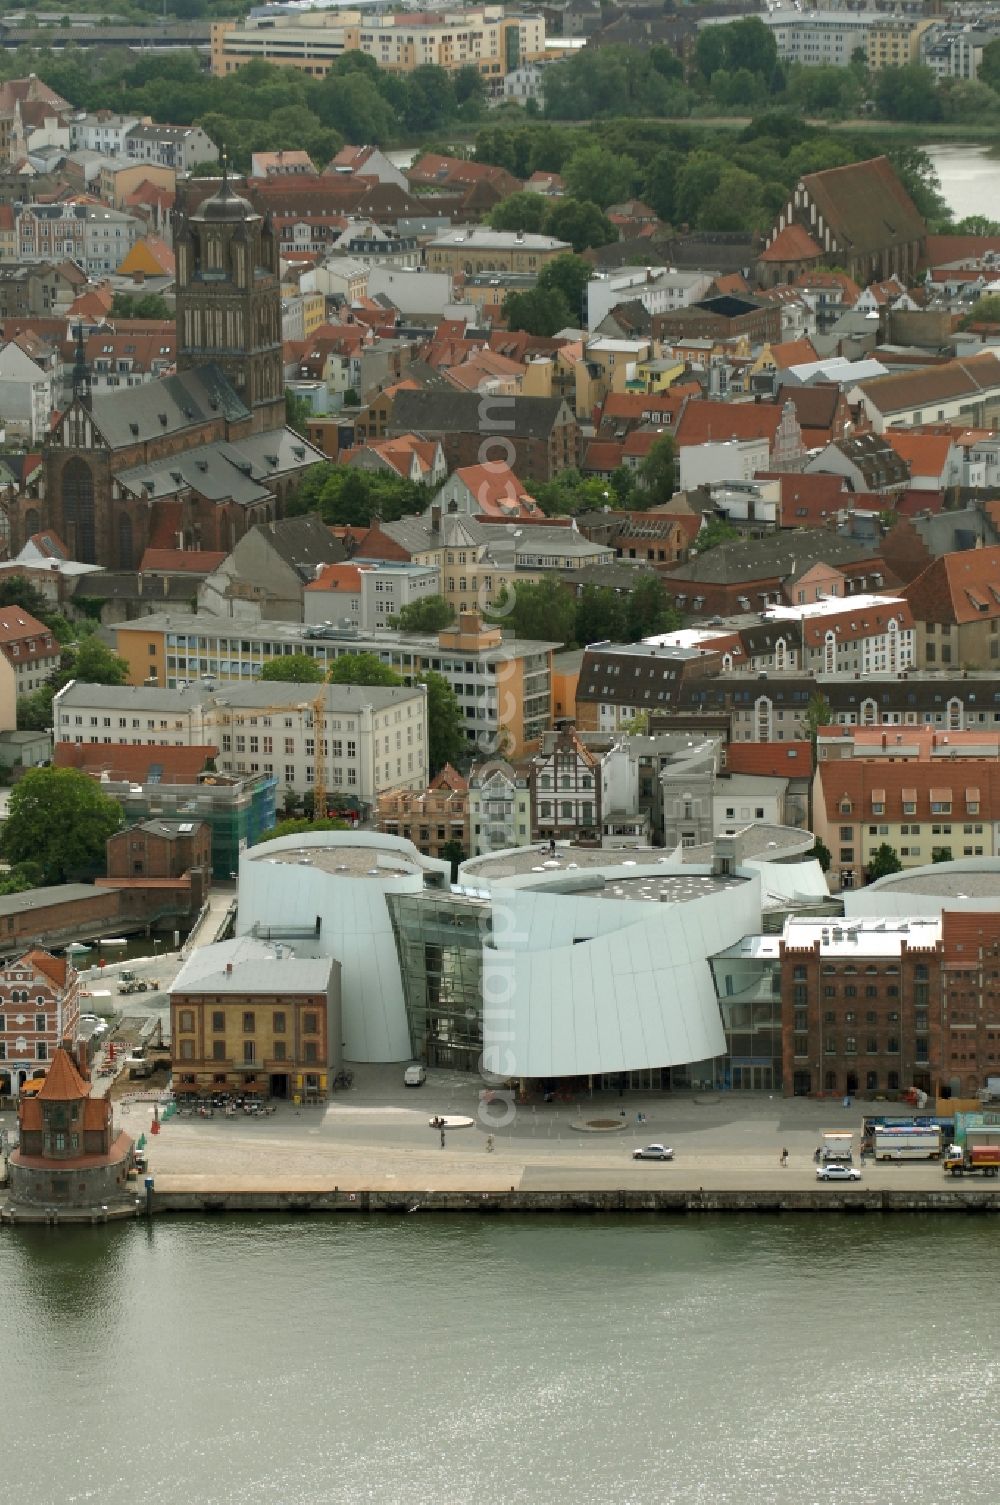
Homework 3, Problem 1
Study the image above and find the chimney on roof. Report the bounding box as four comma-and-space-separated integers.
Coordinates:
226, 962, 233, 975
430, 504, 441, 533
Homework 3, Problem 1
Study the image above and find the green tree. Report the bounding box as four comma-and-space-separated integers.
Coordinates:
638, 433, 676, 502
691, 516, 740, 555
562, 145, 637, 209
875, 64, 943, 123
804, 692, 832, 750
536, 253, 592, 322
327, 653, 404, 686
543, 198, 615, 253
625, 575, 681, 640
503, 285, 573, 337
110, 292, 172, 320
867, 843, 903, 883
490, 576, 576, 646
810, 838, 832, 873
981, 37, 1000, 92
285, 388, 312, 432
959, 295, 1000, 330
392, 595, 454, 632
264, 815, 349, 842
418, 670, 466, 773
489, 191, 549, 234
1, 767, 124, 883
0, 574, 52, 621
64, 636, 129, 686
259, 653, 324, 684
932, 846, 953, 864
440, 837, 466, 882
575, 585, 626, 646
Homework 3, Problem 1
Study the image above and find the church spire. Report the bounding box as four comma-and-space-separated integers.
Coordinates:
71, 321, 91, 409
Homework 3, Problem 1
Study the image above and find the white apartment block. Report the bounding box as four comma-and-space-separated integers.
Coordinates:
52, 680, 429, 802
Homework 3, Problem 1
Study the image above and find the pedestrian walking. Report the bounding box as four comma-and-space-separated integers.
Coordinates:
780, 1147, 789, 1167
486, 1134, 495, 1153
440, 1128, 445, 1148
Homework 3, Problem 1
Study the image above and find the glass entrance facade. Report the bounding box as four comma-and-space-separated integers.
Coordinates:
387, 892, 492, 1072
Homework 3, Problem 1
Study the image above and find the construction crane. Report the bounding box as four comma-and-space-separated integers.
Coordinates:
225, 690, 328, 821
310, 686, 327, 823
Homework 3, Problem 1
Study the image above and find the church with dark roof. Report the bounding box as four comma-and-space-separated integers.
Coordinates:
8, 175, 324, 568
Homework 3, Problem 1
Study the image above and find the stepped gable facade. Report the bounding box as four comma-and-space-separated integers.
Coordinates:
758, 156, 926, 288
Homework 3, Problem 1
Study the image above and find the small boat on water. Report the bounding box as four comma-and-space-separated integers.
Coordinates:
64, 943, 92, 955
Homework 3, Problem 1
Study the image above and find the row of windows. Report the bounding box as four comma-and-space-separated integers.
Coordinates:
177, 1009, 319, 1034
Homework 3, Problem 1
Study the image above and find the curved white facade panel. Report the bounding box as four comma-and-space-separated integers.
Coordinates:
237, 832, 448, 1062
482, 874, 761, 1080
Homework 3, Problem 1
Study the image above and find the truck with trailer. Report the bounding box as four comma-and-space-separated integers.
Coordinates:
873, 1124, 942, 1161
943, 1143, 1000, 1177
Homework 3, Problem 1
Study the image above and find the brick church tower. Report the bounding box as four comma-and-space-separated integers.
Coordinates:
174, 171, 285, 434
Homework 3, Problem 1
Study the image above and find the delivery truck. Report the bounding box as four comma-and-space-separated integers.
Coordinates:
874, 1124, 942, 1161
943, 1143, 1000, 1177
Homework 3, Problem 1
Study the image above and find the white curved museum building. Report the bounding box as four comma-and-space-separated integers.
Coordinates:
238, 829, 826, 1082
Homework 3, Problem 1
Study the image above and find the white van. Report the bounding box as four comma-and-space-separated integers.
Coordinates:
403, 1064, 427, 1087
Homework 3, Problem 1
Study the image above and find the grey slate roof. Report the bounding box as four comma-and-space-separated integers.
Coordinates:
248, 514, 345, 579
666, 531, 876, 585
115, 429, 324, 508
90, 364, 249, 451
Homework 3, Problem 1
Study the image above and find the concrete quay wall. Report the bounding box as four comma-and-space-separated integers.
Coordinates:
146, 1187, 1000, 1217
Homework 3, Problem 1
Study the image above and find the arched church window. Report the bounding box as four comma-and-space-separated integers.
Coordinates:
62, 456, 96, 564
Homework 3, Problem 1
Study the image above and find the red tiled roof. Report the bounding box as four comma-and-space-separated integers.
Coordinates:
726, 742, 813, 777
769, 338, 818, 368
36, 1046, 89, 1103
306, 563, 364, 594
905, 544, 1000, 626
53, 743, 218, 783
760, 224, 823, 263
884, 430, 955, 479
763, 471, 850, 528
0, 605, 56, 661
582, 440, 625, 472
23, 947, 68, 988
451, 463, 541, 517
818, 759, 998, 824
674, 400, 784, 448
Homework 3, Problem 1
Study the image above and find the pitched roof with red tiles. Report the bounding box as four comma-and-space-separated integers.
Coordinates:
795, 270, 862, 303
23, 948, 68, 989
306, 563, 365, 594
726, 742, 813, 777
53, 742, 219, 783
922, 234, 1000, 269
760, 223, 824, 263
674, 400, 784, 448
768, 338, 818, 368
451, 462, 541, 518
0, 605, 56, 660
760, 471, 850, 528
430, 763, 468, 793
905, 544, 1000, 625
884, 430, 956, 480
582, 440, 625, 473
68, 285, 114, 319
817, 758, 998, 826
35, 1046, 90, 1103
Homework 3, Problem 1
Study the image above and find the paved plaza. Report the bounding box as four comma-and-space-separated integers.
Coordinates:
125, 1065, 956, 1195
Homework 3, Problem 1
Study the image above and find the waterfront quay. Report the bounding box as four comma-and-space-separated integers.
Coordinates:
70, 1067, 1000, 1215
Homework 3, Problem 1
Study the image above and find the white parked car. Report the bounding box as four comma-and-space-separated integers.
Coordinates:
632, 1143, 673, 1161
404, 1064, 427, 1087
816, 1163, 862, 1182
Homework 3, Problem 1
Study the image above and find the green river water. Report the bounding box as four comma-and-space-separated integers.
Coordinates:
4, 1214, 997, 1505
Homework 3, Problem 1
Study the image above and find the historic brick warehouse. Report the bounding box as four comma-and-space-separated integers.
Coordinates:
7, 174, 323, 567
